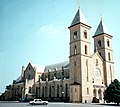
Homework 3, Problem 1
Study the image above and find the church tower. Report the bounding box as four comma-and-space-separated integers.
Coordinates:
93, 19, 114, 86
68, 8, 92, 102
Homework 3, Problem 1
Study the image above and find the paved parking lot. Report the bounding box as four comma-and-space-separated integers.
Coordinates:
0, 102, 118, 107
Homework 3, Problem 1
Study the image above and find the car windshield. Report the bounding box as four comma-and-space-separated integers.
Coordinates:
35, 99, 38, 102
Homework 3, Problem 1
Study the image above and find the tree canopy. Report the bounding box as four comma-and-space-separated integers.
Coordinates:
6, 85, 11, 90
104, 79, 120, 105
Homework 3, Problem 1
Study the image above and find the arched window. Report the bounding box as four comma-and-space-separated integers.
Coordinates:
86, 59, 88, 66
74, 45, 77, 55
108, 52, 111, 61
74, 31, 77, 35
93, 89, 97, 97
110, 65, 112, 81
42, 86, 44, 97
75, 88, 77, 92
36, 87, 38, 97
48, 71, 50, 81
86, 59, 88, 81
110, 65, 112, 71
71, 88, 72, 92
65, 84, 68, 97
74, 61, 76, 66
85, 45, 87, 55
87, 88, 89, 94
84, 30, 87, 39
29, 87, 32, 93
52, 86, 55, 97
98, 40, 101, 47
49, 85, 51, 97
57, 84, 59, 97
107, 39, 110, 47
73, 31, 77, 39
54, 69, 57, 78
96, 59, 98, 66
45, 86, 47, 97
38, 75, 41, 81
28, 74, 31, 80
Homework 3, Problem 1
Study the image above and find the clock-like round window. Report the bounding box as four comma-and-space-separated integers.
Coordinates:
94, 68, 101, 79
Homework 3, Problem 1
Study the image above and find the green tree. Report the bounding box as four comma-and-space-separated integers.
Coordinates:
6, 85, 11, 90
104, 79, 120, 106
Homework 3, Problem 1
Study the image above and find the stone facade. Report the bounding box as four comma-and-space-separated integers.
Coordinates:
1, 7, 115, 103
68, 9, 114, 103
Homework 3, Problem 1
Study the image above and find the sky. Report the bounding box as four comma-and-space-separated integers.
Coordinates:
0, 0, 120, 94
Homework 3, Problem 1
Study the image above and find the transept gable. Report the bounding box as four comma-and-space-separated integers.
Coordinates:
91, 51, 103, 62
25, 62, 34, 72
24, 63, 35, 80
91, 52, 104, 86
25, 62, 44, 73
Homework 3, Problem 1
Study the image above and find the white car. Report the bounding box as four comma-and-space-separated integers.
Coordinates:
29, 99, 48, 105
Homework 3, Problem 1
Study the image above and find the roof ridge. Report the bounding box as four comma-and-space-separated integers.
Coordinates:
44, 61, 69, 72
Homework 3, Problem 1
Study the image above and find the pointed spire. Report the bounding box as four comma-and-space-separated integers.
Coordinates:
94, 19, 110, 36
69, 8, 89, 27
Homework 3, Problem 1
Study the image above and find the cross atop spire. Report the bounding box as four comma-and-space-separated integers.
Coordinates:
77, 0, 80, 10
100, 13, 102, 21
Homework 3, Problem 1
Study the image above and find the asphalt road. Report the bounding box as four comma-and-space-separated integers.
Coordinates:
0, 102, 118, 107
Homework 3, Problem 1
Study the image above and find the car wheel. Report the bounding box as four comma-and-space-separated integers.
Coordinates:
43, 102, 47, 105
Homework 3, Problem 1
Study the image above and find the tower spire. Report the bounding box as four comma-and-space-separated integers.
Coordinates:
94, 19, 110, 36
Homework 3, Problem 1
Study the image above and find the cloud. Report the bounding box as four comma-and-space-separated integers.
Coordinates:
37, 24, 60, 36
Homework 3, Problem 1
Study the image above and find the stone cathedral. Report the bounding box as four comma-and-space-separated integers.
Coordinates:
1, 7, 114, 103
68, 8, 114, 103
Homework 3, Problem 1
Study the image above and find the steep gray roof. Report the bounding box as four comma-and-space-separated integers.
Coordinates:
70, 9, 89, 27
94, 20, 109, 36
15, 76, 24, 84
15, 76, 21, 83
44, 61, 69, 72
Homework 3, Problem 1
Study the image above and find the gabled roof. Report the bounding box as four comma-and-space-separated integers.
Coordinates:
44, 61, 69, 72
94, 19, 109, 36
69, 9, 89, 27
91, 51, 103, 62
